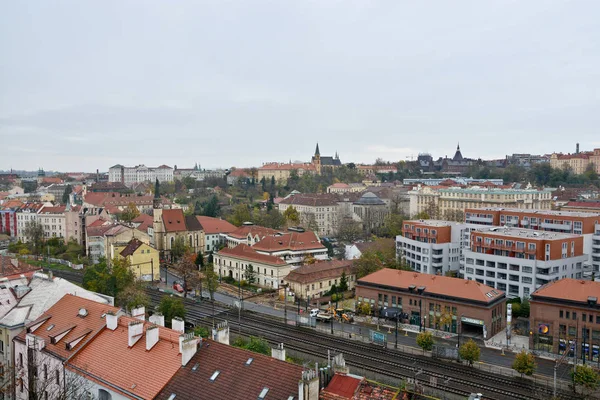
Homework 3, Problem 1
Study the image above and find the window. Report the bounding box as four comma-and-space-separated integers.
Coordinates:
572, 312, 577, 320
559, 310, 563, 318
43, 364, 47, 380
18, 353, 23, 369
566, 311, 570, 319
55, 370, 60, 385
0, 340, 3, 354
98, 389, 112, 400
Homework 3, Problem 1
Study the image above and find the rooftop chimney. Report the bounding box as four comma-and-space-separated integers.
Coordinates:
212, 321, 229, 345
131, 306, 145, 321
271, 343, 286, 361
576, 143, 580, 154
298, 368, 320, 400
146, 325, 159, 351
106, 312, 118, 331
128, 320, 144, 347
149, 313, 165, 327
179, 333, 200, 367
172, 317, 185, 333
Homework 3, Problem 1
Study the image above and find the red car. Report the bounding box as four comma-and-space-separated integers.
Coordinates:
172, 282, 184, 293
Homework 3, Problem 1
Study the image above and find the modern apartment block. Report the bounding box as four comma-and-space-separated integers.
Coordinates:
465, 207, 600, 274
462, 227, 588, 299
396, 220, 470, 276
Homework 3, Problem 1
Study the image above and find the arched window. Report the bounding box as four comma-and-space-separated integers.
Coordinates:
98, 389, 112, 400
170, 237, 175, 248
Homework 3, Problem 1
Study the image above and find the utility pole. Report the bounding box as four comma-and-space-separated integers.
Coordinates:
283, 284, 288, 325
395, 312, 399, 349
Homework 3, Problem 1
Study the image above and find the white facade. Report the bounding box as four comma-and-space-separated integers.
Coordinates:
16, 209, 39, 242
593, 223, 600, 274
461, 250, 588, 299
213, 253, 290, 289
396, 225, 467, 275
39, 210, 66, 241
108, 164, 174, 185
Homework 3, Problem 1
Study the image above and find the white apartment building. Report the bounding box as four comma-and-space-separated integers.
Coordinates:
15, 203, 45, 242
108, 164, 174, 186
396, 220, 471, 276
461, 227, 588, 299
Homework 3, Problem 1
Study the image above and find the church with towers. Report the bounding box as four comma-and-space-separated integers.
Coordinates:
311, 143, 342, 174
257, 143, 342, 182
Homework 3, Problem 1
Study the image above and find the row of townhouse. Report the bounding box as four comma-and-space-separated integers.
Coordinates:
396, 207, 600, 300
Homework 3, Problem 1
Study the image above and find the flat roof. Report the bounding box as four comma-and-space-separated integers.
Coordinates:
466, 207, 600, 218
405, 219, 461, 227
472, 226, 580, 240
439, 188, 552, 194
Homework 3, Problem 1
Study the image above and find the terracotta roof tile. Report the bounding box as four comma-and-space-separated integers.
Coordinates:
155, 339, 303, 400
196, 216, 237, 235
0, 255, 42, 278
284, 260, 355, 284
162, 209, 187, 232
16, 294, 119, 360
132, 213, 153, 232
252, 231, 325, 252
120, 238, 144, 257
218, 244, 287, 265
321, 374, 362, 399
67, 315, 183, 399
358, 268, 504, 304
227, 225, 281, 240
532, 278, 600, 304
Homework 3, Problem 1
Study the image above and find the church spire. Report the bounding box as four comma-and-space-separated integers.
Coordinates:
315, 142, 320, 156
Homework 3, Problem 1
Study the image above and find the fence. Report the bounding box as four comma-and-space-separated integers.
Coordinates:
9, 253, 84, 270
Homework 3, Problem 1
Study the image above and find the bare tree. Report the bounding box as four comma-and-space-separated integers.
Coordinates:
336, 217, 362, 243
23, 220, 44, 254
173, 252, 201, 298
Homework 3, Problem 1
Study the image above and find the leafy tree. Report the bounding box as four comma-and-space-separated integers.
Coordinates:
328, 283, 338, 296
520, 298, 530, 318
23, 219, 44, 254
173, 252, 200, 298
512, 351, 536, 377
121, 202, 141, 223
380, 213, 405, 238
193, 326, 210, 338
171, 236, 188, 262
246, 264, 257, 285
322, 239, 334, 258
416, 331, 434, 352
228, 204, 252, 226
358, 302, 372, 315
459, 339, 481, 366
283, 205, 300, 224
203, 265, 219, 300
82, 257, 135, 299
202, 195, 221, 217
354, 239, 407, 278
336, 217, 362, 242
572, 364, 600, 395
339, 272, 348, 292
413, 211, 430, 220
117, 283, 149, 313
61, 184, 72, 204
158, 296, 186, 327
195, 251, 204, 268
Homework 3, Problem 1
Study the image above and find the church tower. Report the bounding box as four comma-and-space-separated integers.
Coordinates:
313, 143, 322, 174
153, 179, 165, 252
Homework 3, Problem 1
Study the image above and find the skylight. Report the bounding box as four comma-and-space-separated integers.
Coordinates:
46, 324, 55, 331
167, 394, 176, 400
246, 357, 254, 365
209, 371, 220, 382
192, 363, 200, 371
258, 387, 269, 399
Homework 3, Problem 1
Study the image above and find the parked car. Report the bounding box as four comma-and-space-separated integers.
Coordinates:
172, 282, 184, 293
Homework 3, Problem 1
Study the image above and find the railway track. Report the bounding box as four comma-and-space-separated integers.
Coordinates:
145, 291, 571, 400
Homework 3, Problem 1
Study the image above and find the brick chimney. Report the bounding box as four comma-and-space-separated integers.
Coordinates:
128, 320, 144, 347
149, 313, 165, 327
131, 306, 145, 321
106, 312, 118, 331
179, 333, 200, 367
211, 321, 229, 345
271, 343, 286, 361
172, 317, 185, 333
146, 325, 159, 351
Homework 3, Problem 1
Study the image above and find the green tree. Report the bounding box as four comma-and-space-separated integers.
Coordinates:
173, 252, 200, 298
193, 326, 210, 338
380, 213, 405, 238
195, 251, 204, 268
512, 351, 536, 377
23, 219, 44, 255
246, 264, 256, 285
121, 202, 141, 223
203, 265, 219, 300
416, 331, 434, 352
339, 271, 348, 292
232, 336, 271, 356
117, 283, 149, 313
158, 296, 186, 327
322, 239, 334, 258
283, 205, 300, 224
520, 298, 530, 318
413, 211, 430, 220
228, 204, 252, 226
328, 283, 338, 296
459, 339, 481, 366
358, 302, 372, 315
171, 236, 188, 262
202, 195, 221, 217
82, 257, 135, 299
572, 364, 600, 395
61, 184, 72, 204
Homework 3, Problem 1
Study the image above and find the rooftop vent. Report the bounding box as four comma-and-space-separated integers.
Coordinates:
78, 308, 88, 317
167, 395, 176, 400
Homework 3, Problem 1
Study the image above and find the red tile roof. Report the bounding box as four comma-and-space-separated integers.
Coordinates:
67, 315, 183, 399
16, 294, 119, 360
532, 278, 600, 304
279, 193, 339, 207
132, 213, 153, 232
563, 201, 600, 209
155, 339, 304, 400
284, 260, 355, 284
119, 238, 144, 257
39, 205, 67, 214
196, 216, 237, 235
253, 231, 325, 252
227, 225, 281, 240
218, 244, 286, 266
321, 374, 362, 399
258, 162, 316, 171
162, 209, 187, 232
0, 255, 42, 279
358, 268, 504, 304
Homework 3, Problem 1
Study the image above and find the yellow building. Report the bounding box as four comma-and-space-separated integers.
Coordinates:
114, 238, 160, 281
550, 149, 600, 175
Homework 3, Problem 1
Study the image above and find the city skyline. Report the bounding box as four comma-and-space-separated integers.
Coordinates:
1, 1, 599, 171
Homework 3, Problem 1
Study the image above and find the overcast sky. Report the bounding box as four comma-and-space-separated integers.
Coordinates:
1, 1, 599, 172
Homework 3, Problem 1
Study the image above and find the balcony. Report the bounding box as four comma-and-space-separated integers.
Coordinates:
540, 222, 572, 231
592, 241, 600, 249
536, 268, 559, 276
467, 216, 493, 224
